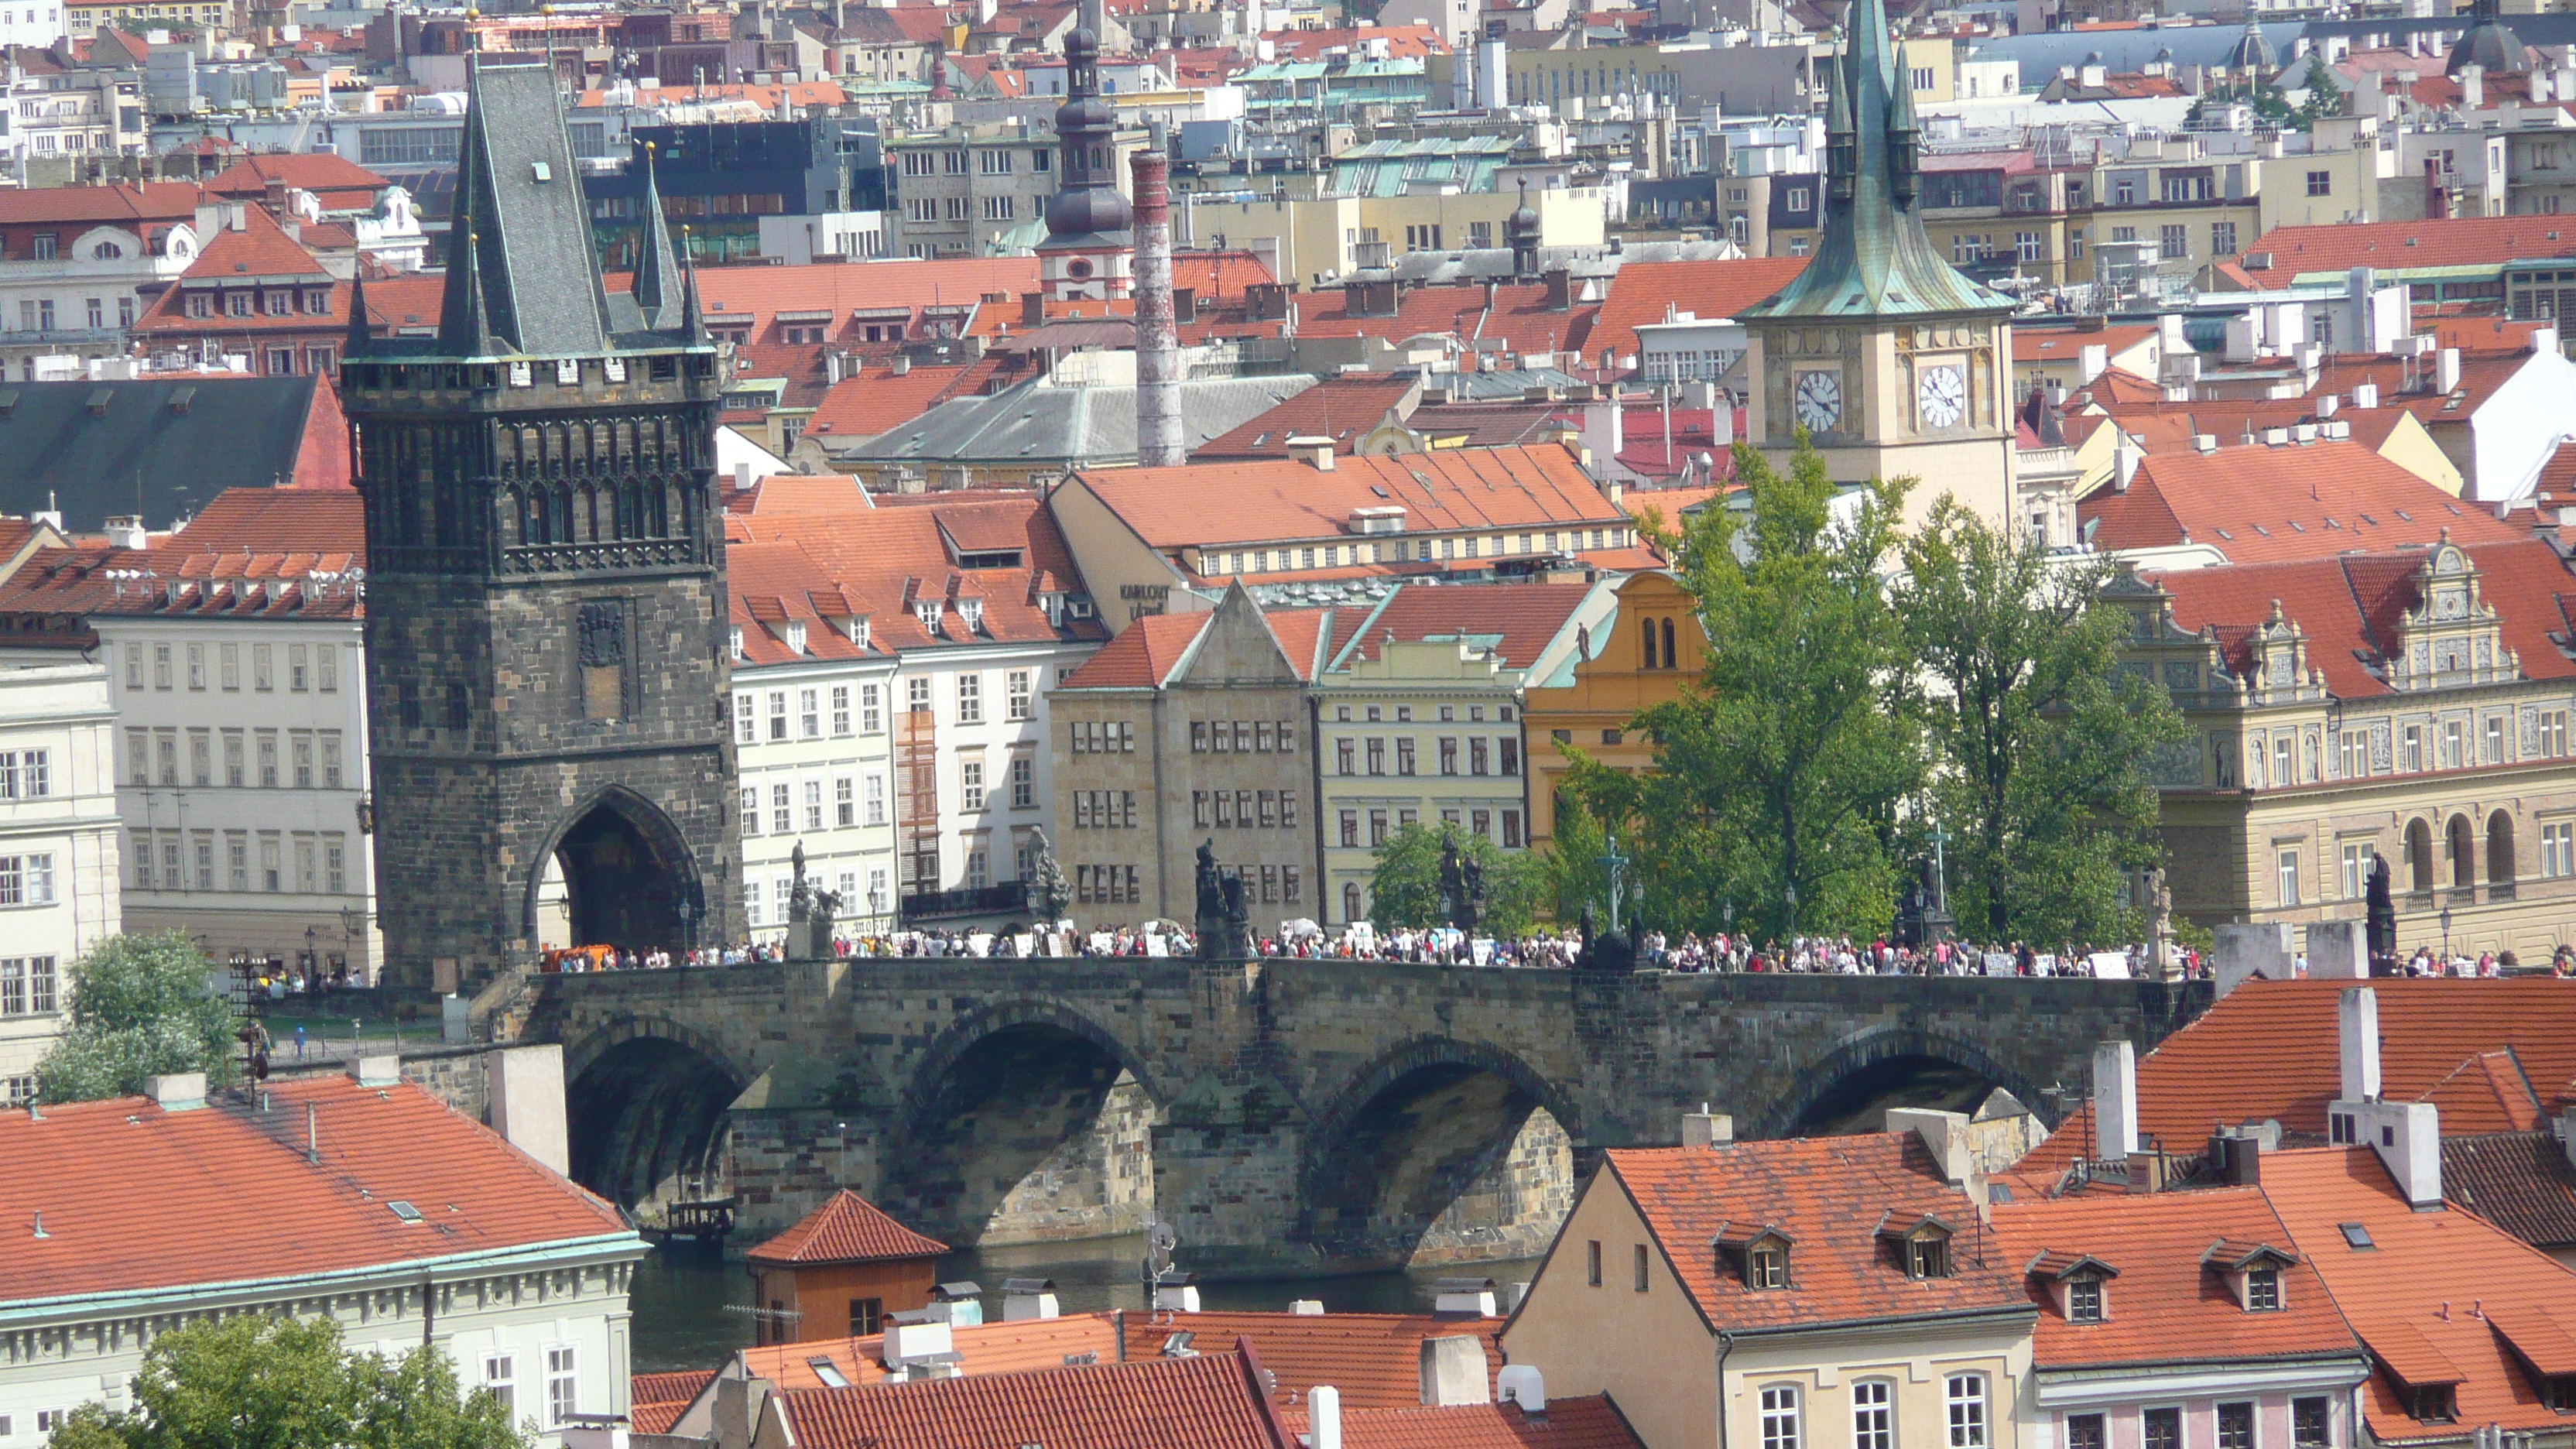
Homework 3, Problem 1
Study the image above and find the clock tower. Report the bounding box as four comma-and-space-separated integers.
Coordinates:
1738, 0, 2016, 528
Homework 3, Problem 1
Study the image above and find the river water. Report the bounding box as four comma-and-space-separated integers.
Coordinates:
629, 1235, 1543, 1373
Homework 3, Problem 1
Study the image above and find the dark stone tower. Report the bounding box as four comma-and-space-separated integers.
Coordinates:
342, 59, 742, 993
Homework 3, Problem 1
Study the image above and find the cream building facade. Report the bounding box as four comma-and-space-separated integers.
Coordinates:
0, 659, 118, 1105
730, 649, 903, 942
2115, 538, 2576, 962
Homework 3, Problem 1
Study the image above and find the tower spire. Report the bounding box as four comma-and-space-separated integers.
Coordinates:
632, 141, 683, 330
679, 228, 707, 345
346, 265, 375, 356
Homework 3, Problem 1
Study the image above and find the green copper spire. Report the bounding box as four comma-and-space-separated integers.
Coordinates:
1742, 0, 2004, 321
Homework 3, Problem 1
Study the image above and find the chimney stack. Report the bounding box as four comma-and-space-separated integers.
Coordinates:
1420, 1337, 1492, 1406
2092, 1040, 2139, 1162
1130, 148, 1185, 470
2339, 986, 2382, 1102
1682, 1105, 1732, 1146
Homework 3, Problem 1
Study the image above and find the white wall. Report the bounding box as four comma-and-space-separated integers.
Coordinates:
0, 659, 120, 1102
732, 653, 903, 940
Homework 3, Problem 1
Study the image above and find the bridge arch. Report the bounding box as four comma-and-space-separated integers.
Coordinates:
883, 998, 1169, 1248
562, 1013, 750, 1216
524, 783, 704, 956
1764, 1025, 2055, 1140
1297, 1036, 1584, 1271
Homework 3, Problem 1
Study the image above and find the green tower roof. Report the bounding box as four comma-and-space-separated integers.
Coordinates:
1741, 0, 2009, 323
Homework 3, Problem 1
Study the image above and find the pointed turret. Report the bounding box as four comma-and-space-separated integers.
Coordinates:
345, 265, 375, 356
441, 221, 499, 357
1824, 40, 1855, 204
632, 142, 683, 330
679, 231, 707, 346
1886, 38, 1920, 205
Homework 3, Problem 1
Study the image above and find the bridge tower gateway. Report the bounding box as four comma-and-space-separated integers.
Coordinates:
342, 59, 743, 993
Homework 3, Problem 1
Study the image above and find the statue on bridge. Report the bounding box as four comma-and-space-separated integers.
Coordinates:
784, 841, 838, 960
2365, 855, 2396, 976
787, 841, 814, 923
1029, 828, 1073, 929
1438, 834, 1485, 935
1574, 902, 1634, 974
1195, 839, 1255, 961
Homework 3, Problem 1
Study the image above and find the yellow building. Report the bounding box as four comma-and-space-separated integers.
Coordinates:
1520, 570, 1705, 855
1502, 1125, 2035, 1449
67, 0, 228, 33
2115, 538, 2576, 964
1314, 579, 1612, 925
1176, 184, 1605, 283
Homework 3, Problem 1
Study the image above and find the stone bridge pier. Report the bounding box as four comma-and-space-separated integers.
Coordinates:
518, 959, 2208, 1276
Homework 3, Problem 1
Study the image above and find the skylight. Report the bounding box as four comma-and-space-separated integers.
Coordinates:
2339, 1223, 2373, 1249
388, 1201, 423, 1223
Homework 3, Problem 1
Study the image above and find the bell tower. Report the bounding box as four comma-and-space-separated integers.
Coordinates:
342, 60, 742, 992
1738, 0, 2016, 528
1037, 2, 1133, 301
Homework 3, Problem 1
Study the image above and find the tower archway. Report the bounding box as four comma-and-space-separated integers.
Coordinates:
532, 788, 699, 954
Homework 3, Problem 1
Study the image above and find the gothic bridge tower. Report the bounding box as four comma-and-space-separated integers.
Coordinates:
341, 59, 742, 992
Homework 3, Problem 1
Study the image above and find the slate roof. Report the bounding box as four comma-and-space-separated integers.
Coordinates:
1602, 1133, 2033, 1331
850, 373, 1314, 468
2010, 979, 2576, 1184
2078, 441, 2521, 564
1988, 1184, 2361, 1370
0, 1076, 633, 1306
432, 61, 621, 355
0, 378, 344, 530
746, 1189, 949, 1266
1324, 581, 1596, 674
2440, 1129, 2576, 1249
775, 1348, 1296, 1449
2263, 1146, 2576, 1445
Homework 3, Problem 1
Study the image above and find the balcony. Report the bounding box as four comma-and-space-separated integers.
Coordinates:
898, 882, 1028, 923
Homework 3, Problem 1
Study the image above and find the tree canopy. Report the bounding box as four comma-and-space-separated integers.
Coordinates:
35, 931, 239, 1105
1368, 821, 1545, 937
47, 1315, 530, 1449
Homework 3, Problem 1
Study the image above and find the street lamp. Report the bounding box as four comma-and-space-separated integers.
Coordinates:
2439, 904, 2454, 965
678, 895, 699, 961
1784, 882, 1799, 934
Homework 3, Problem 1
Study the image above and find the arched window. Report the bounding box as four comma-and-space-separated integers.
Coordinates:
1661, 618, 1678, 671
1640, 616, 1660, 670
2488, 810, 2516, 895
91, 240, 122, 259
2406, 818, 2434, 898
2448, 814, 2476, 891
1342, 881, 1363, 923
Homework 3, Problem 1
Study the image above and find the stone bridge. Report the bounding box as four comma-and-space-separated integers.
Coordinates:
518, 957, 2209, 1276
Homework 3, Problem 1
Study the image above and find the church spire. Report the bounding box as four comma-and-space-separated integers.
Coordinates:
346, 265, 375, 356
679, 228, 707, 346
631, 141, 683, 330
445, 224, 498, 356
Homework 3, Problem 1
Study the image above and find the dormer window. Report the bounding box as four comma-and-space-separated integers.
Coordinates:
2067, 1277, 2104, 1323
916, 601, 943, 634
2406, 1386, 2457, 1423
2204, 1241, 2297, 1312
1879, 1214, 1956, 1279
959, 598, 985, 632
1909, 1237, 1951, 1280
1750, 1245, 1786, 1289
2246, 1267, 2280, 1310
729, 626, 745, 659
783, 621, 807, 654
1716, 1225, 1793, 1290
848, 616, 871, 649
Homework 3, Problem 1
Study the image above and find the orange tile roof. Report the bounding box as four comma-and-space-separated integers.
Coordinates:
2242, 216, 2576, 287
631, 1370, 714, 1434
1287, 284, 1595, 361
2078, 440, 2521, 564
2312, 349, 2533, 424
776, 1346, 1295, 1449
1338, 1397, 1643, 1449
1057, 609, 1223, 689
1262, 22, 1448, 57
2012, 979, 2576, 1184
1589, 257, 1811, 365
739, 1312, 1124, 1391
2263, 1146, 2576, 1444
674, 257, 1041, 340
1074, 446, 1627, 552
803, 365, 985, 440
2147, 540, 2576, 701
1197, 375, 1421, 457
724, 474, 873, 515
171, 201, 333, 280
1127, 1312, 1505, 1410
0, 180, 206, 227
1989, 1185, 2359, 1369
748, 1189, 949, 1266
1605, 1134, 2031, 1332
2012, 324, 2157, 363
0, 1076, 630, 1304
204, 152, 391, 208
2421, 315, 2553, 351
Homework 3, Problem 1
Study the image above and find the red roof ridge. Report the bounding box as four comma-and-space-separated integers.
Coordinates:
745, 1187, 950, 1266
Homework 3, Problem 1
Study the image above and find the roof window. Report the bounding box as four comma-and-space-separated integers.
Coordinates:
1714, 1224, 1793, 1290
2338, 1223, 2373, 1249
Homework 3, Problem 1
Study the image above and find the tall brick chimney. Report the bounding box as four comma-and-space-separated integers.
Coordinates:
1131, 145, 1185, 468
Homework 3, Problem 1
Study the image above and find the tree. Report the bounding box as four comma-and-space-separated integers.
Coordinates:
1895, 500, 2187, 943
1368, 821, 1544, 937
2293, 53, 2344, 128
34, 931, 239, 1105
1639, 432, 1922, 937
45, 1314, 529, 1449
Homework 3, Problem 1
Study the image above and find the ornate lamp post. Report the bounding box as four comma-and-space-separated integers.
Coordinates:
1598, 834, 1632, 934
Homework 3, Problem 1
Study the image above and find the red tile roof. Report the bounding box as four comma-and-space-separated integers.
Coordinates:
656, 257, 1041, 344
1327, 581, 1595, 673
2148, 540, 2576, 700
747, 1189, 950, 1266
1127, 1312, 1504, 1410
2263, 1146, 2576, 1444
0, 1076, 630, 1305
724, 474, 873, 516
776, 1345, 1295, 1449
0, 488, 368, 623
1057, 609, 1223, 689
1589, 258, 1811, 366
1197, 374, 1422, 457
1288, 284, 1595, 361
2312, 348, 2534, 425
631, 1370, 714, 1434
1989, 1184, 2359, 1369
0, 180, 206, 227
2011, 979, 2576, 1184
1073, 446, 1628, 553
1262, 22, 1448, 57
803, 363, 989, 440
2242, 216, 2576, 287
739, 1314, 1122, 1392
1338, 1397, 1643, 1449
2078, 440, 2521, 564
203, 152, 392, 210
2012, 324, 2157, 364
1604, 1133, 2031, 1332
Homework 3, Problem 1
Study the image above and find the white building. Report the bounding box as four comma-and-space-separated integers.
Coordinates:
0, 1057, 645, 1448
726, 493, 1105, 935
0, 180, 200, 381
0, 659, 118, 1107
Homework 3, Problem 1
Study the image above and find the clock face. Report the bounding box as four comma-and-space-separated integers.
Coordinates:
1793, 369, 1842, 434
1917, 364, 1968, 430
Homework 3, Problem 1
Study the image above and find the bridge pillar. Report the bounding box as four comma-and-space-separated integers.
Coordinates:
1150, 1120, 1310, 1278
729, 1109, 886, 1243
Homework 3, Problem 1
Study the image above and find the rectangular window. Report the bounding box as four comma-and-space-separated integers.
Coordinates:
961, 760, 985, 811
260, 834, 281, 892
736, 692, 758, 745
153, 642, 172, 689
483, 1355, 516, 1423
227, 833, 248, 892
2293, 1398, 2331, 1449
804, 779, 825, 831
2145, 1410, 2182, 1449
544, 1346, 577, 1429
768, 690, 790, 742
2246, 1267, 2280, 1310
1396, 738, 1416, 775
836, 776, 857, 827
2405, 725, 2424, 772
2307, 170, 2331, 197
2160, 223, 2188, 259
1586, 1239, 1602, 1286
2068, 1416, 2105, 1449
1946, 1375, 1987, 1449
2545, 822, 2574, 879
1855, 1382, 1893, 1449
2485, 716, 2504, 765
1370, 809, 1389, 848
2276, 849, 2301, 906
2443, 720, 2464, 769
1006, 670, 1033, 721
186, 642, 205, 690
800, 688, 820, 738
0, 857, 56, 907
1366, 738, 1386, 775
862, 683, 884, 734
1010, 756, 1033, 810
742, 786, 761, 836
293, 733, 314, 789
253, 643, 272, 690
1762, 1386, 1800, 1449
2340, 843, 2374, 900
321, 734, 343, 790
289, 644, 309, 691
156, 730, 176, 786
325, 835, 345, 895
865, 776, 886, 826
772, 783, 792, 835
189, 731, 211, 786
2218, 1403, 2256, 1449
1440, 738, 1458, 775
2211, 221, 2238, 256
957, 673, 983, 724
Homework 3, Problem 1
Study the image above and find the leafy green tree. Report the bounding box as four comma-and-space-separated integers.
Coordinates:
1639, 433, 1922, 937
2294, 53, 2344, 127
34, 930, 239, 1104
1895, 500, 2187, 942
2186, 79, 2300, 131
44, 1315, 529, 1449
1368, 821, 1545, 937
